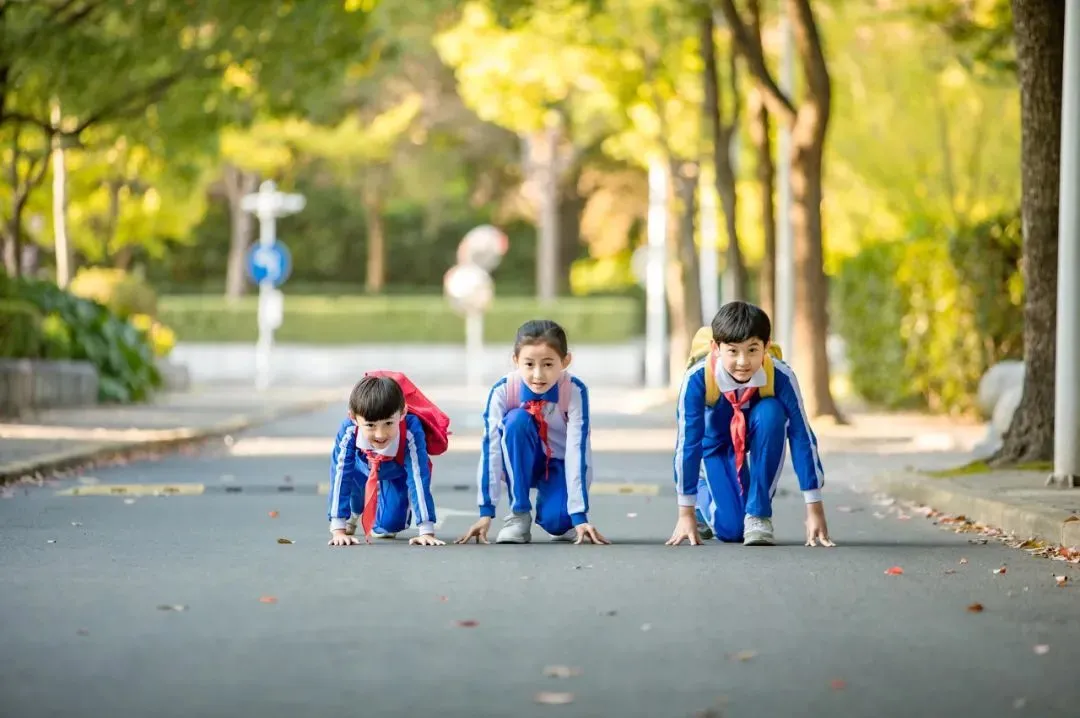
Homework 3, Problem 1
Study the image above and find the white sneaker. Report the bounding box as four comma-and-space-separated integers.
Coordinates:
550, 528, 576, 542
496, 512, 533, 544
695, 509, 714, 540
743, 515, 775, 546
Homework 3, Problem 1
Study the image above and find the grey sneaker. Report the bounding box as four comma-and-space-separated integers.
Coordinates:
550, 528, 576, 542
743, 515, 775, 546
695, 509, 714, 540
337, 513, 360, 537
496, 512, 533, 544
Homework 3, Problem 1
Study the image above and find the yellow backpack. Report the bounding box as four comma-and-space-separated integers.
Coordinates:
686, 326, 784, 407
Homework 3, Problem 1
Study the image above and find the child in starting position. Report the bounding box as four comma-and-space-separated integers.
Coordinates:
666, 301, 834, 548
327, 375, 444, 547
457, 320, 609, 545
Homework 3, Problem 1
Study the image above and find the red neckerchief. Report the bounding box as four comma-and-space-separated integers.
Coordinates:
723, 385, 758, 487
523, 400, 553, 481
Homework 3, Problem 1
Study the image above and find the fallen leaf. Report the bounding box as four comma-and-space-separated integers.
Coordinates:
259, 596, 277, 604
438, 595, 449, 602
455, 619, 478, 628
268, 511, 279, 518
46, 539, 56, 544
71, 522, 82, 527
959, 558, 968, 564
830, 679, 847, 691
1054, 575, 1068, 587
573, 564, 593, 570
731, 650, 757, 662
885, 566, 904, 575
601, 609, 617, 617
277, 538, 294, 544
534, 692, 574, 705
543, 665, 582, 678
994, 566, 1007, 575
967, 603, 984, 613
1034, 644, 1050, 655
944, 569, 958, 575
157, 604, 188, 612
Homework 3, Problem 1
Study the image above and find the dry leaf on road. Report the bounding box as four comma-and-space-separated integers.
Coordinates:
967, 603, 984, 613
1034, 644, 1050, 655
731, 650, 757, 662
277, 538, 294, 544
455, 619, 478, 628
259, 596, 277, 604
1054, 575, 1068, 587
959, 558, 968, 564
157, 604, 188, 612
830, 679, 847, 691
268, 511, 279, 518
535, 692, 574, 705
885, 566, 903, 575
993, 566, 1007, 575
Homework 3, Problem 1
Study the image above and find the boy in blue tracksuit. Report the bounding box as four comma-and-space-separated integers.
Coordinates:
327, 376, 443, 547
666, 301, 834, 547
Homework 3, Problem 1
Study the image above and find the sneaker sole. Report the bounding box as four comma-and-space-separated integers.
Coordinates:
743, 535, 775, 546
496, 535, 532, 544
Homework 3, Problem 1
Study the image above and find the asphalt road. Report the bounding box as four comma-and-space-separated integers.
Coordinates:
2, 392, 1078, 718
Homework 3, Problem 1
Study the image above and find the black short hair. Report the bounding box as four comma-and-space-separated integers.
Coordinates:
513, 319, 569, 358
348, 376, 405, 421
711, 301, 771, 345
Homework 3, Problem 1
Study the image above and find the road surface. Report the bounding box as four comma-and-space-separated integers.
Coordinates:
1, 390, 1078, 718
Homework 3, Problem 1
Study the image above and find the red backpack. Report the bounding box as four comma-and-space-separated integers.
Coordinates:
363, 370, 452, 462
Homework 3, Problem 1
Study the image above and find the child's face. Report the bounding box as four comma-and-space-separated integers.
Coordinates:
714, 338, 768, 383
353, 411, 402, 450
513, 342, 571, 395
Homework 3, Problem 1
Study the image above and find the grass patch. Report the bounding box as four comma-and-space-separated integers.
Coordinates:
925, 459, 1054, 478
159, 294, 643, 344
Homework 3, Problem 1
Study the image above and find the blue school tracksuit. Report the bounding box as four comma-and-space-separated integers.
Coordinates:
674, 356, 825, 542
327, 415, 437, 535
475, 374, 594, 535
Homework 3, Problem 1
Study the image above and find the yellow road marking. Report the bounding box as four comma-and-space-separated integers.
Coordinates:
55, 484, 206, 497
589, 482, 660, 496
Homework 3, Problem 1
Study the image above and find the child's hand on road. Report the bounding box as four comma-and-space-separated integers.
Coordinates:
665, 509, 703, 546
409, 534, 446, 546
455, 517, 492, 544
805, 502, 836, 547
328, 530, 361, 547
574, 523, 611, 545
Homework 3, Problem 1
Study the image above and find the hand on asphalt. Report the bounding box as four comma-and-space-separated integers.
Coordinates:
454, 518, 492, 544
665, 516, 702, 546
409, 534, 446, 546
574, 523, 612, 545
328, 532, 362, 547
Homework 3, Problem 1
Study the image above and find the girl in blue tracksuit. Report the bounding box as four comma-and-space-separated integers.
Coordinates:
456, 319, 610, 546
326, 376, 443, 547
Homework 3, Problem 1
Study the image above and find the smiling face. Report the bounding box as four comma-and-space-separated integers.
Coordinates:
513, 341, 571, 395
354, 411, 402, 450
715, 337, 767, 383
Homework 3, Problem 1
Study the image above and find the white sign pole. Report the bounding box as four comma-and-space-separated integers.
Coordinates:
645, 156, 668, 388
465, 310, 484, 389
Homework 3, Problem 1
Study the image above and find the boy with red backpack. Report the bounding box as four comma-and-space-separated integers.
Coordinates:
327, 372, 451, 547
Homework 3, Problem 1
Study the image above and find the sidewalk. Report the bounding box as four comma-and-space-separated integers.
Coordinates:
0, 384, 346, 483
871, 467, 1080, 552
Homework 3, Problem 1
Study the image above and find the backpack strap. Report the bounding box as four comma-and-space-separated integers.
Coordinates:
395, 418, 408, 464
704, 351, 721, 407
503, 372, 520, 409
556, 373, 571, 414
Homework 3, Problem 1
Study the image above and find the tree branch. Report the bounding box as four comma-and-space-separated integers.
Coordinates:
712, 0, 796, 125
727, 28, 741, 128
790, 0, 830, 103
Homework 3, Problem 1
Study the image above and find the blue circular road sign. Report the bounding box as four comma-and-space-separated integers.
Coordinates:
246, 241, 292, 287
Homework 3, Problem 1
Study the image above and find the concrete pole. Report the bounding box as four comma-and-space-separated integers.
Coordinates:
645, 157, 668, 388
774, 1, 795, 358
50, 101, 71, 288
1052, 1, 1080, 488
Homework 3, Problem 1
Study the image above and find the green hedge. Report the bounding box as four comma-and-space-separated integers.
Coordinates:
159, 295, 643, 344
834, 213, 1023, 416
0, 298, 43, 358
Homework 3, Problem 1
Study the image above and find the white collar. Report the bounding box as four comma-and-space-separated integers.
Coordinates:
355, 423, 401, 457
714, 360, 767, 394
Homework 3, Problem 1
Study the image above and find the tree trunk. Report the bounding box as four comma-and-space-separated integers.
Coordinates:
667, 160, 704, 386
716, 0, 842, 421
747, 0, 776, 318
702, 10, 747, 302
992, 0, 1065, 465
557, 184, 585, 295
223, 164, 257, 302
363, 178, 386, 294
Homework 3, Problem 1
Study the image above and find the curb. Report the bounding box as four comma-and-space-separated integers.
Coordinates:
870, 470, 1080, 549
0, 397, 334, 485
